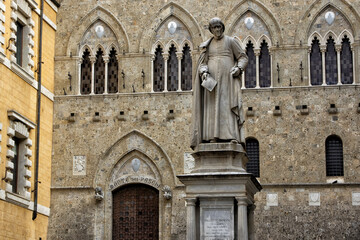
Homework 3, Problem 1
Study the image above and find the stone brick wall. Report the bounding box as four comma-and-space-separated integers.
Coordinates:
49, 0, 360, 239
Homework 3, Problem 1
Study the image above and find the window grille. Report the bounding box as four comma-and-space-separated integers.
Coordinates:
246, 138, 260, 177
259, 40, 271, 87
181, 44, 192, 90
310, 37, 322, 85
325, 36, 337, 85
326, 135, 344, 176
81, 49, 92, 94
108, 48, 119, 93
94, 49, 105, 94
153, 45, 164, 92
340, 36, 353, 84
245, 41, 256, 88
167, 45, 178, 91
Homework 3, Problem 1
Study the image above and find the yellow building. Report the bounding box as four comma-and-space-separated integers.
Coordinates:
0, 0, 58, 239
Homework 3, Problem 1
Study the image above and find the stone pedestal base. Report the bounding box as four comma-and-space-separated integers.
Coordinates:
178, 143, 262, 240
191, 143, 248, 173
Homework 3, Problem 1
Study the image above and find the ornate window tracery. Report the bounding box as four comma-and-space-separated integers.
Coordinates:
108, 48, 119, 93
94, 48, 105, 94
167, 45, 178, 91
153, 45, 165, 92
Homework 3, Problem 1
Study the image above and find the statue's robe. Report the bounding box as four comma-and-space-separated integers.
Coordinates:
191, 36, 248, 149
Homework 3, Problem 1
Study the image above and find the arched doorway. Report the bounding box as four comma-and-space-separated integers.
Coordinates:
112, 184, 159, 240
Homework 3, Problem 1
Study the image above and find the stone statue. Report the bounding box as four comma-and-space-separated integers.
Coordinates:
191, 17, 248, 150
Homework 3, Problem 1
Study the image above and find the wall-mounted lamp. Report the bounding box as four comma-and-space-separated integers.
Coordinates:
6, 37, 16, 51
141, 69, 145, 88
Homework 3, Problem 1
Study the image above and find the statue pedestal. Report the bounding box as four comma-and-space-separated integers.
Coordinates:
178, 143, 262, 240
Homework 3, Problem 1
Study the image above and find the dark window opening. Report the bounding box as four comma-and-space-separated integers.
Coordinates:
153, 45, 164, 92
245, 41, 256, 88
108, 48, 119, 93
15, 21, 24, 66
259, 40, 271, 87
326, 135, 344, 176
81, 49, 92, 94
325, 36, 338, 85
167, 45, 178, 91
11, 137, 20, 193
340, 36, 353, 84
95, 48, 105, 94
181, 44, 192, 90
310, 37, 322, 85
246, 138, 260, 177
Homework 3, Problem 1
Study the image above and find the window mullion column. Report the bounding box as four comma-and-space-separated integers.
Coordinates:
103, 56, 109, 94
163, 53, 169, 92
255, 49, 260, 88
269, 48, 273, 88
176, 52, 183, 91
351, 44, 355, 84
90, 56, 96, 95
320, 45, 326, 86
335, 44, 342, 85
308, 47, 312, 86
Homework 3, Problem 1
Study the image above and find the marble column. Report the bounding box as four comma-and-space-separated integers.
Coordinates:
150, 54, 155, 92
320, 45, 326, 86
163, 53, 169, 92
185, 198, 197, 240
307, 48, 312, 86
335, 44, 342, 85
90, 56, 96, 95
176, 52, 183, 91
236, 197, 248, 240
254, 49, 260, 88
103, 56, 109, 94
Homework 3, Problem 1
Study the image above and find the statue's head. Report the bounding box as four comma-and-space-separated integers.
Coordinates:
208, 17, 225, 38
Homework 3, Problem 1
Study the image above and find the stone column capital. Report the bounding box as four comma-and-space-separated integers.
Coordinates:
335, 44, 342, 52
89, 56, 97, 63
320, 45, 327, 53
236, 197, 249, 206
103, 56, 110, 63
176, 52, 183, 59
163, 53, 169, 61
254, 49, 261, 56
185, 198, 197, 206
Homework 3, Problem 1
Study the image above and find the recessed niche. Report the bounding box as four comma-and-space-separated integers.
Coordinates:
246, 107, 254, 117
142, 110, 149, 120
167, 109, 175, 120
68, 113, 75, 122
117, 111, 126, 121
328, 104, 338, 114
273, 106, 281, 116
93, 112, 101, 122
300, 105, 309, 115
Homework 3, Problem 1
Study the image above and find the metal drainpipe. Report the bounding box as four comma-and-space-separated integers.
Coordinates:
32, 0, 44, 221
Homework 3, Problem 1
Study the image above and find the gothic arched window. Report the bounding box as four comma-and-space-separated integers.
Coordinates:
246, 138, 260, 177
94, 48, 105, 94
108, 48, 118, 93
245, 41, 256, 88
310, 37, 322, 85
259, 40, 271, 87
181, 44, 192, 91
325, 36, 338, 85
340, 36, 353, 84
325, 135, 344, 176
153, 45, 164, 92
167, 44, 178, 91
81, 49, 91, 95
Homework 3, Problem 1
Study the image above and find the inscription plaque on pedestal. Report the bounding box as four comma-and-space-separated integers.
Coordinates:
200, 198, 234, 240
